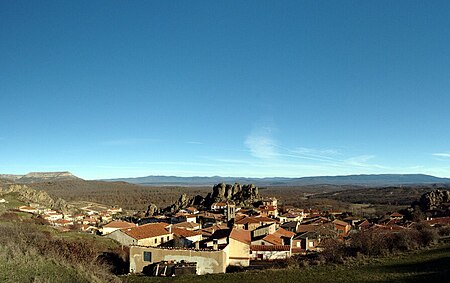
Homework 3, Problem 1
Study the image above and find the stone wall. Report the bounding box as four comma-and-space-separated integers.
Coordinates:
129, 246, 228, 275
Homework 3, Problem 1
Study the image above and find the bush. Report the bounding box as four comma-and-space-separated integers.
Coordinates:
319, 238, 347, 263
0, 222, 121, 282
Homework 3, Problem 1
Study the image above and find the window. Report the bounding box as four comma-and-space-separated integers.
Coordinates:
154, 239, 157, 244
161, 237, 164, 243
167, 236, 170, 241
143, 251, 152, 262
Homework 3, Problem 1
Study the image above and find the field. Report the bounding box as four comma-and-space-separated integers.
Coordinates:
122, 243, 450, 283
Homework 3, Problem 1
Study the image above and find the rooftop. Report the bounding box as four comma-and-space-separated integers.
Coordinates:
121, 223, 171, 240
103, 220, 136, 229
251, 245, 290, 251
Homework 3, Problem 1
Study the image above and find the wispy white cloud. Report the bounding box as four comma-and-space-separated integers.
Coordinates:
292, 147, 340, 157
100, 138, 160, 146
433, 152, 450, 158
345, 155, 376, 167
186, 141, 204, 145
244, 125, 278, 159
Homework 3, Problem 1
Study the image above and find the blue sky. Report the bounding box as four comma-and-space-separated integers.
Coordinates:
1, 1, 450, 179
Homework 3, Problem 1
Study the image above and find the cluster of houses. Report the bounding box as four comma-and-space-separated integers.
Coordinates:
99, 195, 450, 276
12, 193, 450, 277
96, 198, 350, 275
17, 203, 122, 232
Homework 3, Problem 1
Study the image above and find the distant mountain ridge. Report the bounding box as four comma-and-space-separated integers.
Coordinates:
102, 174, 450, 187
0, 171, 80, 183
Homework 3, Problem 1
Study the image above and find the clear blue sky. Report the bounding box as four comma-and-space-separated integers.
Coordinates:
1, 1, 450, 179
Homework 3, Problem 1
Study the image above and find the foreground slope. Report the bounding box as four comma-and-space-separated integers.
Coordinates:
123, 243, 450, 283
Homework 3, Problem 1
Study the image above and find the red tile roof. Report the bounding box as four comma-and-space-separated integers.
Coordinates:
230, 228, 251, 245
103, 221, 136, 229
121, 223, 170, 240
171, 227, 202, 238
262, 234, 283, 245
251, 245, 290, 251
425, 217, 450, 226
201, 224, 228, 236
273, 228, 295, 238
172, 222, 201, 230
332, 219, 350, 227
235, 216, 277, 225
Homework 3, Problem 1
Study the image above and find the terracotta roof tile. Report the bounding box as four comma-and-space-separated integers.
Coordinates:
103, 221, 136, 229
390, 212, 404, 217
425, 217, 450, 226
230, 228, 251, 245
235, 216, 277, 225
262, 234, 283, 245
273, 228, 295, 238
332, 219, 350, 227
251, 245, 290, 251
172, 222, 201, 230
171, 227, 202, 238
121, 223, 170, 240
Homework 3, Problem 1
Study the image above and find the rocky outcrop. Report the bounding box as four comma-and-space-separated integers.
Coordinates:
159, 183, 261, 214
163, 193, 197, 214
145, 203, 159, 217
205, 183, 259, 207
0, 184, 75, 213
52, 198, 76, 214
419, 189, 450, 211
1, 184, 55, 206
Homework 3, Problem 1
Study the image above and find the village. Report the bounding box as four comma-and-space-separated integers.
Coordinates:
5, 183, 450, 278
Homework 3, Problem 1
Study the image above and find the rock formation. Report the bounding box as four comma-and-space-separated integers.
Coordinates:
204, 183, 259, 207
145, 203, 159, 217
0, 184, 55, 206
0, 184, 75, 213
419, 189, 450, 211
160, 183, 261, 214
163, 193, 197, 214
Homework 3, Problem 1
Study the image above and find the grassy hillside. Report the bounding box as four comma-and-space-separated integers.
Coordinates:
122, 243, 450, 283
0, 217, 124, 283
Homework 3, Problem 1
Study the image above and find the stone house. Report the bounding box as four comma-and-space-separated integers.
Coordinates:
250, 245, 291, 260
101, 220, 137, 235
234, 216, 278, 231
107, 223, 173, 246
332, 219, 351, 238
129, 246, 228, 275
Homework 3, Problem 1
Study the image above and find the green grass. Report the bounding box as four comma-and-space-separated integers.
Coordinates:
1, 192, 26, 209
122, 243, 450, 283
0, 221, 122, 283
0, 246, 91, 283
